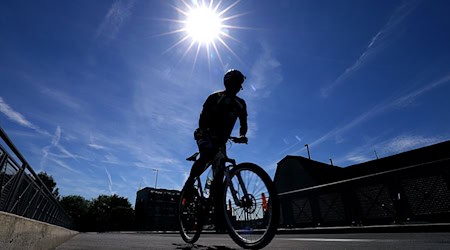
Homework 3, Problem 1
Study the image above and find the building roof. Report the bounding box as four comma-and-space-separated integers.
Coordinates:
273, 140, 450, 192
342, 140, 450, 178
274, 155, 343, 193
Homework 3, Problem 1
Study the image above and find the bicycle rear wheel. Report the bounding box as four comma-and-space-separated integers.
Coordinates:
222, 163, 279, 249
179, 180, 204, 243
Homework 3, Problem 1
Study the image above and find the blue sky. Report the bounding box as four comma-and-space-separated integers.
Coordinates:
1, 0, 450, 204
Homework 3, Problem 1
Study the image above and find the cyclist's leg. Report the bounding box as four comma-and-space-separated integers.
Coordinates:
210, 170, 226, 232
184, 147, 216, 197
210, 144, 226, 232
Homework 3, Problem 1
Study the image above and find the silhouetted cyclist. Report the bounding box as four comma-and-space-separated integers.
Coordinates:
185, 69, 248, 232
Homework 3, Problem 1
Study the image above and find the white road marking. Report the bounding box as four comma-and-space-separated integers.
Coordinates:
283, 238, 380, 242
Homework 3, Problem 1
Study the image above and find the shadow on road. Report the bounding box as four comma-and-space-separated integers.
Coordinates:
173, 243, 236, 250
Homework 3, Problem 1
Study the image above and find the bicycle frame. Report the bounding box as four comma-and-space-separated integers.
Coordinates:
196, 147, 247, 208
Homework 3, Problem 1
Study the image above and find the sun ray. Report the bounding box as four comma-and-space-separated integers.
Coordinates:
164, 35, 191, 54
157, 18, 186, 24
217, 36, 242, 63
217, 0, 241, 17
220, 12, 249, 22
180, 0, 193, 11
180, 40, 197, 63
206, 43, 212, 71
220, 31, 240, 43
169, 4, 190, 17
152, 28, 186, 38
213, 0, 223, 12
222, 24, 255, 30
211, 41, 225, 68
160, 0, 249, 70
192, 43, 202, 72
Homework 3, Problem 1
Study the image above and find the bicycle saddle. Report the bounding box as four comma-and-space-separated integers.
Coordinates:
186, 152, 199, 161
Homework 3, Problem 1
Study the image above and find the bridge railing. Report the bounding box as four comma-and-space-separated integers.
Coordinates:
0, 126, 73, 229
278, 158, 450, 228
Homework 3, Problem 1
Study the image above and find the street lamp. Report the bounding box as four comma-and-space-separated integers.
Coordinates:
152, 168, 159, 189
305, 144, 311, 160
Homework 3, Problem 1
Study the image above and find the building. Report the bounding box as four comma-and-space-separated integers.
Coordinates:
274, 140, 450, 228
135, 187, 180, 231
274, 156, 343, 194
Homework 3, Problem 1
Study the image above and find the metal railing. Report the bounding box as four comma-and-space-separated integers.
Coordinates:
278, 158, 450, 228
0, 126, 73, 229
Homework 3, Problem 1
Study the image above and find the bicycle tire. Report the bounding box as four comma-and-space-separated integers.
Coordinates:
179, 181, 204, 244
222, 163, 279, 249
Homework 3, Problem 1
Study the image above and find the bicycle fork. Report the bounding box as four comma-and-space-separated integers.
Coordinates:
224, 159, 249, 207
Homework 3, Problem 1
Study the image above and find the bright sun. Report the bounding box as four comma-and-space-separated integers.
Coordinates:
185, 7, 222, 44
162, 0, 247, 68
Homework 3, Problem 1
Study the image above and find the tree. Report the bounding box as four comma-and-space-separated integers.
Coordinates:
37, 171, 60, 200
60, 195, 90, 231
87, 194, 135, 231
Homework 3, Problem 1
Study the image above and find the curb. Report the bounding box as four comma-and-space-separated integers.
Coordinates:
122, 223, 450, 235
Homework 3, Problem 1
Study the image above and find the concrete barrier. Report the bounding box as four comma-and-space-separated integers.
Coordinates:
0, 211, 78, 250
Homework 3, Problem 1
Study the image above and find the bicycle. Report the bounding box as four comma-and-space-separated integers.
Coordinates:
179, 136, 279, 249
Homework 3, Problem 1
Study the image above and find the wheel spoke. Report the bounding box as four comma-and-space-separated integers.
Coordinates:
179, 180, 203, 244
222, 165, 278, 248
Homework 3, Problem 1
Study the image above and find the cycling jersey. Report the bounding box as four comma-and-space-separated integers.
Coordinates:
199, 90, 248, 145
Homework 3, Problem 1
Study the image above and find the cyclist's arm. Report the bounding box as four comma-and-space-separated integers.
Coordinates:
238, 100, 248, 137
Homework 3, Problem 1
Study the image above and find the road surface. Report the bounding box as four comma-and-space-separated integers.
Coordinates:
57, 232, 450, 249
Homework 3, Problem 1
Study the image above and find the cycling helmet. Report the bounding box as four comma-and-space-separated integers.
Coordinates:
224, 69, 246, 89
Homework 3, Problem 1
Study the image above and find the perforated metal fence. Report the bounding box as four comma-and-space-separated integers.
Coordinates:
0, 126, 73, 229
278, 158, 450, 228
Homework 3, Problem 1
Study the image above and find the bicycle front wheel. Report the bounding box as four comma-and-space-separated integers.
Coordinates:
179, 180, 204, 244
222, 163, 279, 249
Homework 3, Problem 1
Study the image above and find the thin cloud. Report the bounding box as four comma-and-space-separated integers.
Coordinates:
393, 74, 450, 107
119, 174, 127, 183
96, 0, 136, 41
50, 126, 82, 160
40, 87, 83, 110
88, 135, 107, 150
339, 134, 447, 165
321, 0, 422, 97
380, 134, 446, 154
47, 157, 80, 174
40, 126, 85, 172
248, 41, 283, 98
294, 73, 450, 154
278, 135, 304, 155
105, 167, 114, 194
0, 97, 50, 136
88, 143, 106, 150
0, 97, 35, 128
102, 152, 123, 165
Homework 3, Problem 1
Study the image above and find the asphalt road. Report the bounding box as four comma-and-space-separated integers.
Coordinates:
57, 232, 450, 249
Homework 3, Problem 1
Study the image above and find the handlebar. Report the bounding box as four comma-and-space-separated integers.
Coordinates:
229, 136, 248, 144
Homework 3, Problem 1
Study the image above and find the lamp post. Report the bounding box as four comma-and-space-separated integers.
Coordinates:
305, 144, 311, 160
152, 168, 159, 189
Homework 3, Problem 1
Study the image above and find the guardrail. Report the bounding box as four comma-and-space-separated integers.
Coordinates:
278, 158, 450, 228
0, 126, 73, 229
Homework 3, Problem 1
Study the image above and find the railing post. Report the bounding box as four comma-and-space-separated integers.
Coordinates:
0, 151, 8, 197
5, 164, 26, 213
0, 151, 7, 173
